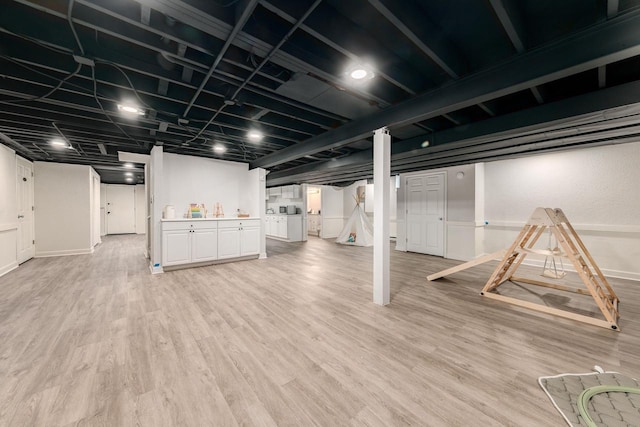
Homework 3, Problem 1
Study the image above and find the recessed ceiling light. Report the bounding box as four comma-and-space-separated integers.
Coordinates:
117, 104, 145, 116
213, 144, 226, 153
350, 68, 368, 80
421, 140, 430, 148
125, 172, 133, 177
247, 130, 263, 142
50, 138, 67, 147
124, 163, 134, 168
126, 177, 133, 182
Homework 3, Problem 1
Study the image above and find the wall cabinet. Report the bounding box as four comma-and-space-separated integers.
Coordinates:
217, 219, 260, 259
162, 221, 218, 266
281, 185, 301, 199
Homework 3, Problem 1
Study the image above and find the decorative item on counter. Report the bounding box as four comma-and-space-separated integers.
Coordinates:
236, 208, 250, 218
214, 202, 224, 218
163, 205, 175, 219
189, 203, 204, 218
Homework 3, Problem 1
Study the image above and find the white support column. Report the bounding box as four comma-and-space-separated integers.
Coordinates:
373, 127, 390, 305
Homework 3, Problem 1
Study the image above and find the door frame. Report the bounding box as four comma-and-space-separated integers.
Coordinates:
403, 171, 447, 257
16, 156, 35, 264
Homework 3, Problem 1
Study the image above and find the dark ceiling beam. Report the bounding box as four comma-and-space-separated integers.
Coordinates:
599, 0, 620, 88
367, 0, 461, 79
6, 2, 347, 127
252, 11, 640, 169
265, 79, 640, 184
130, 0, 389, 107
183, 0, 322, 144
74, 0, 288, 88
0, 50, 325, 138
607, 0, 620, 19
182, 0, 259, 116
366, 0, 494, 118
259, 0, 415, 96
598, 66, 607, 89
140, 4, 151, 25
487, 0, 544, 104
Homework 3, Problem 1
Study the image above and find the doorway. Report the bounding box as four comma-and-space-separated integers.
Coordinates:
106, 185, 136, 234
405, 172, 445, 256
16, 156, 34, 264
307, 186, 322, 237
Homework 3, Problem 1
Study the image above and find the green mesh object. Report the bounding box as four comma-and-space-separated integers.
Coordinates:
578, 386, 640, 427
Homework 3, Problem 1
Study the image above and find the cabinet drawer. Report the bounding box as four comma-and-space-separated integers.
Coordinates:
162, 220, 217, 231
218, 219, 260, 229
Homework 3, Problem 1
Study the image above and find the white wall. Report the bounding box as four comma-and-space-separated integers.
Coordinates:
100, 183, 107, 236
34, 162, 93, 257
135, 184, 146, 234
0, 144, 18, 277
320, 185, 344, 238
163, 152, 251, 218
307, 188, 321, 212
243, 168, 267, 258
90, 170, 101, 247
484, 142, 640, 280
396, 163, 481, 260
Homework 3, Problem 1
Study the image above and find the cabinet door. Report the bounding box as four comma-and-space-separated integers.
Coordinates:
240, 227, 260, 256
163, 229, 191, 266
292, 185, 301, 199
217, 227, 241, 259
191, 229, 218, 262
277, 217, 287, 238
265, 216, 272, 236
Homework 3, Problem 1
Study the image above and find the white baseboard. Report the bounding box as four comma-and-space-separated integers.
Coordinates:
35, 247, 94, 258
517, 258, 640, 282
0, 261, 18, 278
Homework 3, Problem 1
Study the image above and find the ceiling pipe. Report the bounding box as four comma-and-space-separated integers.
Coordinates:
182, 0, 259, 117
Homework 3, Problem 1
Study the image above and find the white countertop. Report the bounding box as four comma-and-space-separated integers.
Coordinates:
161, 217, 260, 222
265, 213, 302, 216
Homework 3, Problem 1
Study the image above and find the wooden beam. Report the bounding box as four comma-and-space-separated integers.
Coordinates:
427, 250, 506, 281
481, 293, 619, 331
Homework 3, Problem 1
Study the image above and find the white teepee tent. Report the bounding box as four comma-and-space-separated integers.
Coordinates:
336, 195, 374, 246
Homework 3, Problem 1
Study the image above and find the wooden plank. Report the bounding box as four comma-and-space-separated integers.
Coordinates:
427, 250, 506, 281
510, 276, 591, 295
481, 293, 619, 331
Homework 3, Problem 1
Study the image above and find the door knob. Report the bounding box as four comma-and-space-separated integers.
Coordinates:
439, 217, 443, 220
17, 215, 24, 219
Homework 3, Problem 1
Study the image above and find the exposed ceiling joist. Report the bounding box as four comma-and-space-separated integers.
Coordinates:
266, 79, 640, 185
252, 11, 640, 169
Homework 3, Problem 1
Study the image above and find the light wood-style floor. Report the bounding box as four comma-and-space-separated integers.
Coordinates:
1, 235, 638, 426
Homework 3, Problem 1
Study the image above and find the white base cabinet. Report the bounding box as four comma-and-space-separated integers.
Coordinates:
162, 221, 218, 267
162, 219, 260, 267
265, 215, 302, 241
218, 219, 261, 259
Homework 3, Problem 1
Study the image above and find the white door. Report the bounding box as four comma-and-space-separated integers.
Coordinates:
106, 185, 136, 234
16, 156, 34, 264
405, 173, 445, 256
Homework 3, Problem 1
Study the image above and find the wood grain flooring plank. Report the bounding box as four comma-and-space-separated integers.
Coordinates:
1, 234, 639, 426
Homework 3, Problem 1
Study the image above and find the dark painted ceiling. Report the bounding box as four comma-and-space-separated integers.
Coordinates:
2, 0, 640, 185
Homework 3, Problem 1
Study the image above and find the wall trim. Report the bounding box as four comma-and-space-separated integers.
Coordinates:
0, 261, 18, 278
0, 223, 18, 232
446, 221, 485, 227
486, 221, 640, 233
35, 247, 94, 258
